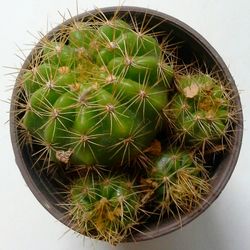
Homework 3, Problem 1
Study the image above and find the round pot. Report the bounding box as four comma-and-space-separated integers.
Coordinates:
10, 6, 243, 242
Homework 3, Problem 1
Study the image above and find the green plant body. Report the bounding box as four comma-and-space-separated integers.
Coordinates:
164, 72, 234, 153
20, 18, 173, 168
68, 174, 141, 244
142, 147, 210, 217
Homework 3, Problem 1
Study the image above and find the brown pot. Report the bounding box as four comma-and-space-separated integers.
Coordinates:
10, 6, 243, 242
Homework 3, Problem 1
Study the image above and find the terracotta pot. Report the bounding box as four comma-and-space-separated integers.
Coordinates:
10, 6, 243, 242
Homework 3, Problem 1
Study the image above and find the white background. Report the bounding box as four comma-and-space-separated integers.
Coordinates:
0, 0, 250, 249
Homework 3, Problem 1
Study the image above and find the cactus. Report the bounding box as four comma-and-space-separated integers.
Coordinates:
141, 147, 210, 220
12, 10, 239, 245
164, 71, 236, 155
65, 173, 141, 244
19, 17, 173, 170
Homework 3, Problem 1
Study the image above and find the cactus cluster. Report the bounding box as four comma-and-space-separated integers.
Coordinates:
14, 11, 238, 244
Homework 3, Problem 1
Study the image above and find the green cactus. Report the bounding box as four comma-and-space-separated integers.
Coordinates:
141, 147, 210, 218
66, 174, 141, 244
164, 72, 234, 154
19, 17, 173, 169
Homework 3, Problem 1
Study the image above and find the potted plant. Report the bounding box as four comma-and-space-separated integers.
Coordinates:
10, 6, 243, 245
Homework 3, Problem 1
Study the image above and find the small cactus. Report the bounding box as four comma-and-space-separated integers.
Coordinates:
141, 147, 210, 219
66, 174, 141, 244
164, 71, 236, 155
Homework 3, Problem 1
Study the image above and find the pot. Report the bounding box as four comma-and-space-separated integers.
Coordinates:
10, 6, 243, 242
